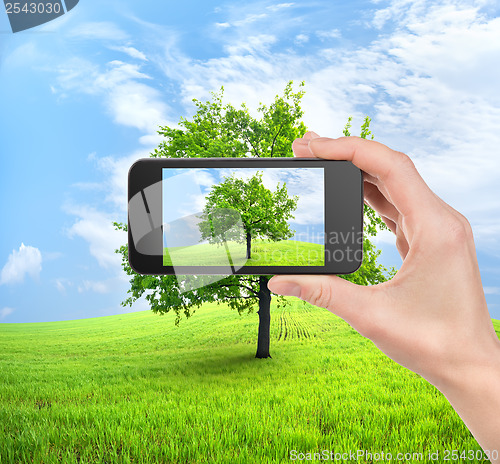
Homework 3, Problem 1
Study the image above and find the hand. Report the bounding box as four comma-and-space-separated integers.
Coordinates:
268, 132, 500, 456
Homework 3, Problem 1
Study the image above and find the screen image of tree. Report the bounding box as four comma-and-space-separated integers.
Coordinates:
162, 167, 325, 267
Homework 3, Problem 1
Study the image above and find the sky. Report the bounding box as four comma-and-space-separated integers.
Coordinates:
161, 167, 325, 247
0, 0, 499, 323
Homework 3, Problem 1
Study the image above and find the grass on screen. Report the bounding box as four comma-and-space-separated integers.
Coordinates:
163, 239, 325, 266
1, 301, 497, 463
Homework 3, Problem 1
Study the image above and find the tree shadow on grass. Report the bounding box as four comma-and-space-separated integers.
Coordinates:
175, 352, 266, 377
134, 351, 267, 380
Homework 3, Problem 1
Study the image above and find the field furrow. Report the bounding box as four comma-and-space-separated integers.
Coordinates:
1, 301, 496, 464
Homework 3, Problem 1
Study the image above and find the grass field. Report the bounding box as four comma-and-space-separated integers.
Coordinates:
163, 239, 324, 266
1, 301, 498, 464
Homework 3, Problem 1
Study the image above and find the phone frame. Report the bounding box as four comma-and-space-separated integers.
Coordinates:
128, 157, 363, 275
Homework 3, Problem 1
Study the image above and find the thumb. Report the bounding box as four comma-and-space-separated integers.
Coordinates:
268, 275, 373, 332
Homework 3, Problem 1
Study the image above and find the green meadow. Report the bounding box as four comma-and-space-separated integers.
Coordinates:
163, 239, 324, 266
1, 301, 497, 464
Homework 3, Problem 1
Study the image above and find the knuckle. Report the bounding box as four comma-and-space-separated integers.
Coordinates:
396, 151, 415, 170
382, 151, 415, 181
446, 216, 474, 247
305, 281, 333, 309
457, 213, 474, 238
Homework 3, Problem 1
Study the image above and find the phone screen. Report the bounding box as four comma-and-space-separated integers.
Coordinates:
162, 167, 325, 268
128, 157, 362, 275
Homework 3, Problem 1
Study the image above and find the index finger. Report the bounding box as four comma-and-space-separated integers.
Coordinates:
296, 135, 438, 219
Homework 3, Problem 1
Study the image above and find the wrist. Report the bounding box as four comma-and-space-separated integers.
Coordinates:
439, 337, 500, 397
436, 336, 500, 454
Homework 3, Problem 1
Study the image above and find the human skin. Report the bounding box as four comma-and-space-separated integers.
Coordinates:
268, 132, 500, 458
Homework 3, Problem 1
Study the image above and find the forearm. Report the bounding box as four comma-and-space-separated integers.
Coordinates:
439, 339, 500, 462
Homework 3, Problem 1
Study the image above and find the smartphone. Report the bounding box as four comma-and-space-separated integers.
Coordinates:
128, 157, 363, 275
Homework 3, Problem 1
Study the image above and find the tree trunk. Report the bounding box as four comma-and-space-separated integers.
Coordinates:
246, 232, 252, 260
256, 276, 272, 358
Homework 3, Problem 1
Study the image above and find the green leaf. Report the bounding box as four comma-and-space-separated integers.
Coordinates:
116, 85, 395, 324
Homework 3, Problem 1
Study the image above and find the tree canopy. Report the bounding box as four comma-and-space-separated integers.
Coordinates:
115, 81, 395, 358
199, 171, 298, 259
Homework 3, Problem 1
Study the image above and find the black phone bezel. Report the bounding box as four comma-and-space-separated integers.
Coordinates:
128, 157, 363, 275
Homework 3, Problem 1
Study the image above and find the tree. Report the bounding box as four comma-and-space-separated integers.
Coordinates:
199, 172, 298, 260
115, 82, 394, 359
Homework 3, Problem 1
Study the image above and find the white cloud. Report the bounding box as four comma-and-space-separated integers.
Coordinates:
233, 13, 268, 27
317, 29, 341, 40
189, 170, 217, 188
213, 10, 270, 28
225, 34, 277, 55
65, 205, 125, 269
77, 272, 134, 295
0, 244, 42, 285
51, 34, 175, 271
154, 0, 500, 254
3, 42, 39, 69
55, 59, 172, 136
92, 149, 153, 213
55, 280, 65, 293
212, 2, 295, 39
364, 2, 500, 251
50, 46, 176, 274
41, 251, 63, 262
55, 278, 68, 294
260, 168, 324, 224
138, 132, 165, 146
484, 287, 500, 295
267, 3, 295, 12
47, 0, 500, 280
0, 307, 15, 321
110, 46, 148, 61
372, 228, 398, 246
108, 81, 167, 133
63, 147, 155, 270
69, 22, 129, 41
295, 34, 309, 44
78, 280, 110, 294
216, 168, 324, 225
282, 170, 324, 225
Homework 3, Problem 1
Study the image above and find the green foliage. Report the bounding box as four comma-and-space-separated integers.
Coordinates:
115, 83, 394, 324
199, 171, 298, 248
342, 116, 352, 137
1, 303, 491, 463
117, 82, 308, 321
152, 81, 307, 159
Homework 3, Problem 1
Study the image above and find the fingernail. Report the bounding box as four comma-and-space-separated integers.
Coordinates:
308, 136, 331, 156
309, 131, 320, 138
268, 279, 301, 298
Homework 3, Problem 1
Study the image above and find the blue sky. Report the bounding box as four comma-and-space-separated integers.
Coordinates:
1, 0, 499, 323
